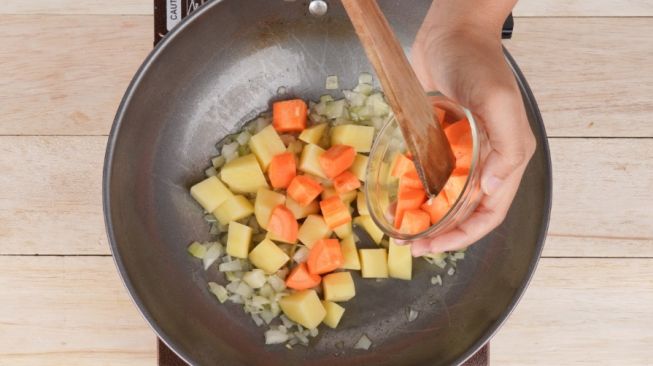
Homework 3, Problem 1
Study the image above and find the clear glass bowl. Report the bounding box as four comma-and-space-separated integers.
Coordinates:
365, 92, 490, 241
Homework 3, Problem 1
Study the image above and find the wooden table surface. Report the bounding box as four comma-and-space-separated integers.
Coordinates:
1, 1, 652, 365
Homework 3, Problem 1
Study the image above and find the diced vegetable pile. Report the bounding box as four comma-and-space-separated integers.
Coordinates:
187, 74, 466, 348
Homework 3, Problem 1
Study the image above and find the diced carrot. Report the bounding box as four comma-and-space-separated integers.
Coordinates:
267, 205, 299, 243
421, 192, 450, 225
287, 175, 323, 207
332, 171, 361, 194
306, 238, 343, 275
445, 118, 473, 170
399, 209, 431, 234
285, 262, 321, 290
320, 196, 352, 229
394, 186, 427, 228
399, 170, 425, 191
391, 153, 416, 178
272, 99, 307, 132
443, 173, 468, 204
268, 152, 296, 189
318, 144, 356, 179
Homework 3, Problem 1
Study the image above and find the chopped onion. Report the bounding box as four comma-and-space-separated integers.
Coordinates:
265, 329, 289, 345
204, 214, 217, 223
203, 243, 224, 270
251, 313, 264, 327
358, 72, 373, 85
225, 280, 241, 293
280, 315, 293, 328
234, 282, 253, 298
225, 270, 243, 282
292, 246, 310, 263
325, 75, 339, 90
269, 301, 281, 317
251, 117, 270, 134
308, 328, 318, 337
343, 90, 366, 107
354, 334, 372, 350
228, 294, 244, 304
259, 284, 274, 298
407, 308, 419, 322
236, 131, 252, 146
447, 267, 456, 276
251, 295, 270, 308
219, 260, 243, 272
325, 99, 347, 120
187, 242, 207, 259
205, 167, 218, 177
353, 83, 374, 96
208, 282, 229, 303
453, 251, 465, 260
243, 269, 267, 289
430, 275, 443, 286
268, 275, 287, 292
221, 141, 239, 157
295, 332, 309, 345
260, 309, 276, 324
211, 155, 226, 169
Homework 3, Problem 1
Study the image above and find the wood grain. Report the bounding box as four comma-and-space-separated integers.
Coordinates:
1, 136, 650, 257
4, 0, 652, 17
0, 256, 156, 366
492, 258, 653, 365
0, 15, 151, 136
505, 18, 653, 137
0, 256, 650, 365
1, 16, 652, 137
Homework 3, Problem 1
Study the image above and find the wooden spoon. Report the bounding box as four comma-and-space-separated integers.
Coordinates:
342, 0, 455, 195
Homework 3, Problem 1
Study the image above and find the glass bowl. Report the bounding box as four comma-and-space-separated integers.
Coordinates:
365, 92, 490, 241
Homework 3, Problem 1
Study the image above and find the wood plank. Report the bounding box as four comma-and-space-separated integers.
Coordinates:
4, 0, 653, 17
0, 256, 156, 365
1, 137, 651, 257
515, 0, 653, 17
505, 18, 653, 137
2, 16, 652, 137
4, 1, 151, 15
0, 15, 151, 136
493, 258, 653, 365
1, 256, 650, 364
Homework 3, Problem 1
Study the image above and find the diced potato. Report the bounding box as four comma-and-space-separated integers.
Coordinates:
297, 215, 332, 248
285, 197, 320, 219
298, 143, 327, 179
322, 272, 356, 302
350, 154, 369, 182
359, 248, 388, 278
333, 221, 352, 239
331, 124, 375, 153
388, 239, 412, 280
299, 123, 328, 145
321, 301, 345, 329
356, 191, 369, 216
190, 176, 234, 212
213, 195, 254, 225
220, 154, 269, 193
248, 124, 286, 171
226, 221, 253, 258
279, 290, 326, 329
340, 235, 360, 270
248, 238, 290, 274
254, 188, 286, 229
353, 215, 384, 245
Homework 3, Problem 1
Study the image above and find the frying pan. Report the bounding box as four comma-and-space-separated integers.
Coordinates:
103, 0, 551, 365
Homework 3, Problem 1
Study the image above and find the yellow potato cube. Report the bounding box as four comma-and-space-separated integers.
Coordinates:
248, 124, 286, 171
226, 221, 253, 258
353, 215, 384, 245
331, 124, 375, 153
213, 195, 254, 225
323, 272, 356, 302
190, 176, 234, 212
357, 191, 369, 216
321, 301, 345, 329
298, 123, 328, 145
388, 239, 412, 280
297, 215, 332, 248
350, 154, 369, 182
285, 197, 320, 219
359, 248, 388, 278
333, 221, 352, 239
298, 143, 327, 178
248, 238, 289, 274
340, 235, 360, 270
279, 290, 326, 329
220, 154, 269, 193
254, 188, 286, 229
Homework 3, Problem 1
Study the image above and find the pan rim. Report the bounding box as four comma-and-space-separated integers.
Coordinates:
102, 2, 552, 365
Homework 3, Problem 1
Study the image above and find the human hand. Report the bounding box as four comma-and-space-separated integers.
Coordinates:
408, 9, 536, 256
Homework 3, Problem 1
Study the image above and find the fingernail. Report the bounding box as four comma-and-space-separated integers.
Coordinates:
482, 175, 503, 196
